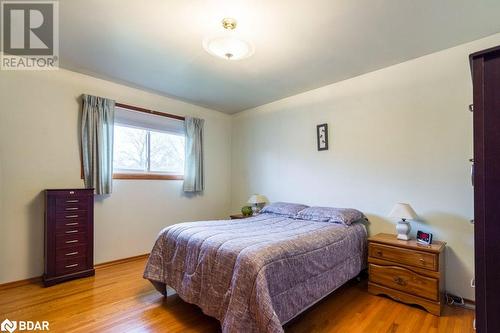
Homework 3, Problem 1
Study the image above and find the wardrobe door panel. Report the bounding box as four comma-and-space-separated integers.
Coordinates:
471, 46, 500, 333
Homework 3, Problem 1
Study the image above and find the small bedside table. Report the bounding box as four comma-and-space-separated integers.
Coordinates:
367, 233, 446, 316
229, 214, 252, 220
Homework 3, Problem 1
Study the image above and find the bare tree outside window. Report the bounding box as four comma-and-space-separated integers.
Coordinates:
113, 124, 185, 175
113, 126, 147, 171
150, 132, 185, 173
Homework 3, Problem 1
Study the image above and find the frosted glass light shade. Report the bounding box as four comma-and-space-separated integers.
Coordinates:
248, 194, 266, 204
388, 203, 417, 220
203, 36, 254, 60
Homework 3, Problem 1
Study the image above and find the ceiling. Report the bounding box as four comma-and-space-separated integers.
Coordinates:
60, 0, 500, 114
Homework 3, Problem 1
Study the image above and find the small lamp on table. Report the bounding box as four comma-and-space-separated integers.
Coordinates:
248, 194, 267, 215
389, 203, 417, 241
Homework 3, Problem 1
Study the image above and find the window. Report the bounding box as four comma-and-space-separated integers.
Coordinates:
113, 107, 185, 180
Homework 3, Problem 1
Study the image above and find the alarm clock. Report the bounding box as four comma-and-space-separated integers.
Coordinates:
416, 230, 433, 245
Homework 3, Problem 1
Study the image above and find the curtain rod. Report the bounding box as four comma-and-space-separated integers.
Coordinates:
115, 102, 185, 121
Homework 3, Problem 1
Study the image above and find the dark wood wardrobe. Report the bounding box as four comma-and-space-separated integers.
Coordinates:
470, 45, 500, 333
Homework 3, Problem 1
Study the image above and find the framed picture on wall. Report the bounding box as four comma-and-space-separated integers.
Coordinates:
317, 123, 328, 151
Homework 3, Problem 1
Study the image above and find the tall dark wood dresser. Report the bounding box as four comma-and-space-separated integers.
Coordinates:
44, 189, 94, 286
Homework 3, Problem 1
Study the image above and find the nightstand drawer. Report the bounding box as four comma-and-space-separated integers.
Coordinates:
369, 263, 439, 301
369, 243, 437, 271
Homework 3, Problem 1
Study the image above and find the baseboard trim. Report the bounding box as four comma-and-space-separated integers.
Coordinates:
0, 253, 150, 290
0, 276, 43, 291
463, 298, 476, 306
95, 253, 150, 270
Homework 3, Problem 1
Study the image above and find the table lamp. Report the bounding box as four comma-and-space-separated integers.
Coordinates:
389, 203, 417, 240
248, 194, 266, 214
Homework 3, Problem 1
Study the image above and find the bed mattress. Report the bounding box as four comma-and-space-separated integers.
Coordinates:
143, 213, 367, 333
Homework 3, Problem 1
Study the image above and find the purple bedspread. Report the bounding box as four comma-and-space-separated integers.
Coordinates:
143, 213, 367, 333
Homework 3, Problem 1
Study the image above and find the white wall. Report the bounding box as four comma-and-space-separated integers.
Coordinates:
2, 34, 500, 301
231, 33, 500, 300
0, 69, 232, 284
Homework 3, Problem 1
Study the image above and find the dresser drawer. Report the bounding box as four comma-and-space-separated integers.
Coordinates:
55, 201, 88, 214
56, 244, 87, 262
55, 195, 89, 206
55, 210, 88, 221
55, 256, 89, 276
56, 224, 87, 236
369, 243, 437, 271
55, 232, 88, 249
55, 218, 87, 231
369, 263, 439, 301
56, 197, 89, 214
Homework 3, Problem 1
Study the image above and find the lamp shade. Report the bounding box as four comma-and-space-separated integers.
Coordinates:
388, 203, 417, 220
203, 36, 254, 60
203, 18, 254, 61
248, 194, 266, 204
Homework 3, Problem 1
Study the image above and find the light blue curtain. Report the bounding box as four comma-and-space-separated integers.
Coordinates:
183, 117, 204, 192
81, 94, 115, 195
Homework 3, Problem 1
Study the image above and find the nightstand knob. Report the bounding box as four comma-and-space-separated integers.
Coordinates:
376, 250, 383, 256
419, 258, 425, 263
393, 276, 406, 286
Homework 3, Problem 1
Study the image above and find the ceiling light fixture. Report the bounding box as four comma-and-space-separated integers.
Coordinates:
203, 18, 254, 61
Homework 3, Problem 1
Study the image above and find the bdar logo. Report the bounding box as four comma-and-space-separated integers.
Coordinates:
0, 319, 17, 333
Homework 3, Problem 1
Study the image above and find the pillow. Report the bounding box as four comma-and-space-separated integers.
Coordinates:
295, 206, 364, 225
260, 202, 309, 217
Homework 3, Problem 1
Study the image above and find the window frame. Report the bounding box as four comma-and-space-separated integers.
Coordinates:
112, 123, 185, 180
80, 103, 186, 181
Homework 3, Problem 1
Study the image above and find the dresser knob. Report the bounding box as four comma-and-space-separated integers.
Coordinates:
376, 250, 383, 256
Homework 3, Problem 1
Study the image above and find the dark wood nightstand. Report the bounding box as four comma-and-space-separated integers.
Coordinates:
229, 214, 252, 219
367, 233, 446, 316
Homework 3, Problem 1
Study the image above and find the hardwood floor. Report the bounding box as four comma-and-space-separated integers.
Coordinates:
0, 257, 474, 333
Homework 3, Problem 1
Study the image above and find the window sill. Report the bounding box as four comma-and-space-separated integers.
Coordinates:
113, 173, 184, 180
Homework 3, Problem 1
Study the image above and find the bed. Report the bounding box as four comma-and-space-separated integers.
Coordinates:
143, 207, 367, 333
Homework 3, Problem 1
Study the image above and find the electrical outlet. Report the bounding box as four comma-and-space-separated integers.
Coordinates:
446, 293, 465, 306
